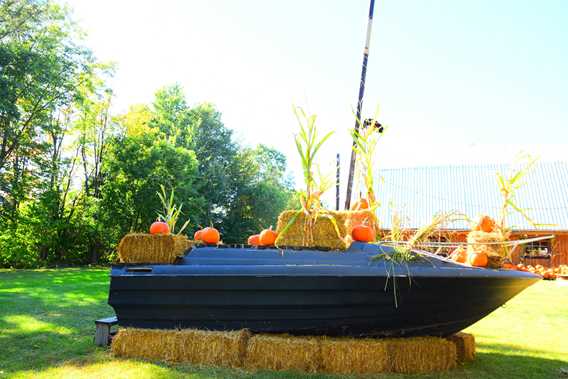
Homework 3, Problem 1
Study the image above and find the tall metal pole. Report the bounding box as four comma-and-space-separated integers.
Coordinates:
335, 153, 341, 210
344, 0, 376, 210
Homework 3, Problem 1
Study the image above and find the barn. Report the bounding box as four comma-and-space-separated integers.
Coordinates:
375, 161, 568, 268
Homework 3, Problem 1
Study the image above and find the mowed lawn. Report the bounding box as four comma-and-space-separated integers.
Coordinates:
0, 269, 567, 379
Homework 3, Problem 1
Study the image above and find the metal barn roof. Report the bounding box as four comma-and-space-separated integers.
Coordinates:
374, 161, 568, 231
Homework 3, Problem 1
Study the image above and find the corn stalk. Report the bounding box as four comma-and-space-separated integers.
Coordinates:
287, 106, 334, 245
293, 106, 334, 214
496, 155, 552, 234
156, 185, 190, 235
350, 109, 385, 208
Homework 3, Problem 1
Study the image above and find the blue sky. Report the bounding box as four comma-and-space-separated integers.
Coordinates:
67, 0, 568, 196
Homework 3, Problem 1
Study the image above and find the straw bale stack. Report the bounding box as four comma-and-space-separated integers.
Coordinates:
111, 327, 473, 374
112, 328, 250, 367
117, 233, 192, 264
467, 231, 508, 268
447, 332, 476, 363
244, 334, 321, 372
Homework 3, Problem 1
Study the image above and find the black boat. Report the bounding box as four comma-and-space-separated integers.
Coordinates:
108, 242, 539, 337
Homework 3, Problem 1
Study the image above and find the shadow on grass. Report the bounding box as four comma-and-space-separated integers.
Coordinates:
467, 350, 568, 379
0, 269, 113, 375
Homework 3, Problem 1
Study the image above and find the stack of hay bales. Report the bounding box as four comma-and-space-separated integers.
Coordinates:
112, 328, 475, 374
117, 233, 193, 264
467, 230, 508, 268
275, 209, 376, 251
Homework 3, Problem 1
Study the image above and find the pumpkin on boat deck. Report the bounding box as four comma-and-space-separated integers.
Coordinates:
468, 251, 488, 267
259, 228, 278, 246
352, 224, 376, 243
450, 247, 467, 264
194, 229, 203, 241
201, 227, 220, 245
248, 234, 261, 246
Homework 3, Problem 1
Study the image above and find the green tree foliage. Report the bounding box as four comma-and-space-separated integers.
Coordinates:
221, 145, 293, 242
0, 3, 293, 267
99, 134, 202, 244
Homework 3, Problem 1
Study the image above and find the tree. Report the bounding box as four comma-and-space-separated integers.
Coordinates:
0, 0, 92, 214
221, 145, 293, 243
99, 134, 203, 244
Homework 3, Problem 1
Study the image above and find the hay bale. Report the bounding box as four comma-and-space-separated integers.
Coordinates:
467, 231, 508, 268
387, 336, 457, 374
275, 209, 376, 250
275, 210, 351, 250
320, 336, 389, 374
244, 334, 321, 373
111, 328, 250, 367
447, 332, 476, 363
117, 233, 192, 264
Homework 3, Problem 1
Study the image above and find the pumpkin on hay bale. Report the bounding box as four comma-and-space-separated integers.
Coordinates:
112, 328, 250, 367
117, 233, 193, 264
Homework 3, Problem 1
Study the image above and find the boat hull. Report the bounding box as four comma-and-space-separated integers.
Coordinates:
108, 243, 539, 337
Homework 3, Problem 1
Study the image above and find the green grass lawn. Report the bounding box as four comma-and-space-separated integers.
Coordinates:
0, 269, 567, 379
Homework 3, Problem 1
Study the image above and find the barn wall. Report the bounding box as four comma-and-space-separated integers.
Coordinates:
510, 232, 568, 268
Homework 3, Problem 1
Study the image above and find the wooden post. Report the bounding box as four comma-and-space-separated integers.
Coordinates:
95, 316, 118, 347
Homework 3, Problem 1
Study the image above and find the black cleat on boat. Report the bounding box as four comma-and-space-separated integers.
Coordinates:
108, 242, 539, 337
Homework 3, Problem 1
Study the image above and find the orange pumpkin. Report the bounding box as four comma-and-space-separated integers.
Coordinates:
475, 215, 496, 233
259, 227, 278, 246
201, 227, 220, 244
352, 224, 376, 243
468, 251, 488, 267
248, 234, 260, 246
350, 198, 370, 211
149, 221, 170, 235
194, 229, 203, 241
450, 247, 467, 264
